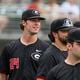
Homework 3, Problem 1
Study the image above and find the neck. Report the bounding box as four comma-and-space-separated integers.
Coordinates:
65, 52, 80, 65
20, 33, 38, 46
52, 40, 67, 51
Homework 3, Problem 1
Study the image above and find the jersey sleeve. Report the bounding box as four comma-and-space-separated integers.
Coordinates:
36, 49, 57, 79
47, 69, 56, 80
0, 46, 9, 74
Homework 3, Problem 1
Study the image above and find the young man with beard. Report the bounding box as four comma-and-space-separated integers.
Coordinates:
47, 28, 80, 80
0, 9, 49, 80
36, 18, 74, 80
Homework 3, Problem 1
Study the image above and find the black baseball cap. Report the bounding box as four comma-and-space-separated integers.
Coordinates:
74, 21, 80, 28
67, 28, 80, 43
50, 18, 74, 32
22, 9, 45, 20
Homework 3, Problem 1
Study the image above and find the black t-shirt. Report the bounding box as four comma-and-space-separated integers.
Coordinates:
47, 61, 80, 80
37, 45, 68, 79
0, 39, 49, 80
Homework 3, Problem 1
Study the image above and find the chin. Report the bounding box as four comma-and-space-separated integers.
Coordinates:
31, 32, 38, 35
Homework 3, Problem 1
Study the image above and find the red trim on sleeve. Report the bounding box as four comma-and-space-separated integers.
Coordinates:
36, 76, 46, 80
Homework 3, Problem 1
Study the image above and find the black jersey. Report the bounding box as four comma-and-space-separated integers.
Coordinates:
0, 39, 49, 80
37, 45, 67, 79
47, 61, 80, 80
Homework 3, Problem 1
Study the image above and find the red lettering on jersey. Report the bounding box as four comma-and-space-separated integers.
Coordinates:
10, 58, 19, 70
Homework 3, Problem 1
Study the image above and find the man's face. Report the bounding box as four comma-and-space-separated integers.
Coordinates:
70, 42, 80, 58
57, 30, 69, 45
23, 18, 41, 35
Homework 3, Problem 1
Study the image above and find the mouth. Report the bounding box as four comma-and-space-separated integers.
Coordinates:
33, 27, 40, 30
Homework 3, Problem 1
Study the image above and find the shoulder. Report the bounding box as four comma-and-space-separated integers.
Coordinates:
47, 61, 72, 80
3, 39, 20, 52
1, 39, 20, 57
37, 39, 49, 49
38, 39, 49, 46
39, 45, 60, 63
7, 39, 19, 47
48, 61, 65, 75
44, 45, 61, 57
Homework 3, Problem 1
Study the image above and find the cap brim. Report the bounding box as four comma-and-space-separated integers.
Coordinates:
28, 16, 45, 20
74, 40, 80, 43
59, 27, 75, 31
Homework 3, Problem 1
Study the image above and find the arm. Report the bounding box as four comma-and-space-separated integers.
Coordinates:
0, 46, 9, 80
0, 73, 7, 80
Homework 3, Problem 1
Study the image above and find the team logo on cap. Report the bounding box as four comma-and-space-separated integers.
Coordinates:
32, 10, 39, 15
31, 49, 42, 61
63, 19, 73, 27
35, 11, 39, 14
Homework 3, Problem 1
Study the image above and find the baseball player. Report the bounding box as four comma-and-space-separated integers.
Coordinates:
47, 28, 80, 80
36, 18, 74, 80
0, 9, 49, 80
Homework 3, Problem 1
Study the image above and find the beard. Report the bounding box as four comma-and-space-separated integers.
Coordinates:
58, 36, 67, 45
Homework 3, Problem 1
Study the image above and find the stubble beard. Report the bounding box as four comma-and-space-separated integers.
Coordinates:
59, 37, 67, 46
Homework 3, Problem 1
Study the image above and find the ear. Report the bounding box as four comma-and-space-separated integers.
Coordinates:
22, 20, 26, 26
52, 32, 57, 38
66, 43, 72, 50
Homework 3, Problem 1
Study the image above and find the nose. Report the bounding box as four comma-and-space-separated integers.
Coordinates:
33, 19, 41, 25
